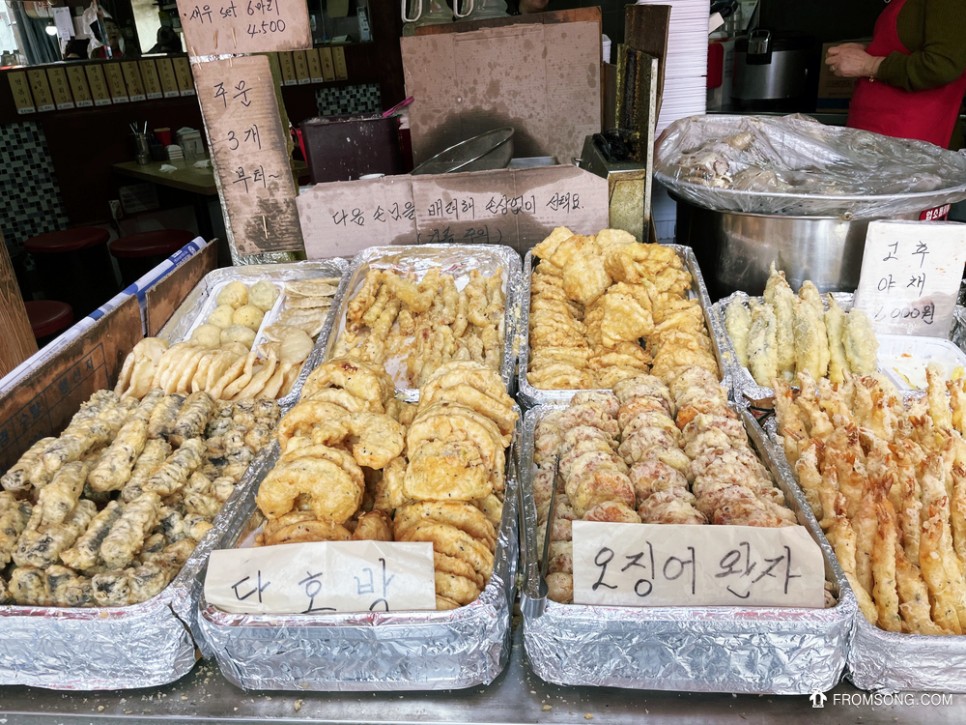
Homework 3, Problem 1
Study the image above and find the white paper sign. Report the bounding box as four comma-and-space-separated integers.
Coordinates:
205, 540, 436, 614
572, 522, 826, 608
852, 220, 966, 337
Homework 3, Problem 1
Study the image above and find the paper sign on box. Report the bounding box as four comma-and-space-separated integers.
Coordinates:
298, 165, 609, 259
572, 522, 826, 608
193, 55, 303, 257
205, 540, 437, 614
852, 220, 966, 338
177, 0, 311, 57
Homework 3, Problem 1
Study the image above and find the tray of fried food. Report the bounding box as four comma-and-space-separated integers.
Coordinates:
326, 244, 521, 399
517, 366, 854, 694
518, 226, 724, 407
114, 259, 347, 405
198, 357, 521, 690
770, 364, 966, 692
0, 386, 279, 689
711, 264, 880, 405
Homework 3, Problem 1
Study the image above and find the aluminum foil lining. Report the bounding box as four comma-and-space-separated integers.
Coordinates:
654, 114, 966, 219
517, 244, 731, 409
196, 424, 521, 692
157, 258, 350, 409
323, 244, 524, 401
519, 405, 854, 695
0, 444, 275, 690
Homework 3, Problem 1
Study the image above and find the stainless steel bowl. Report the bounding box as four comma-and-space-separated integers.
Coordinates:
411, 128, 514, 175
674, 197, 920, 299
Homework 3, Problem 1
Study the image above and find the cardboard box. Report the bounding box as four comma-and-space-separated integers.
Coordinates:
816, 41, 866, 112
297, 164, 611, 259
400, 8, 602, 170
0, 244, 216, 470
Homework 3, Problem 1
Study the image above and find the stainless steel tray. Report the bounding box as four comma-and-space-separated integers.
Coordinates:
323, 244, 523, 400
517, 244, 728, 408
157, 258, 350, 408
519, 404, 854, 695
197, 429, 521, 692
0, 444, 274, 690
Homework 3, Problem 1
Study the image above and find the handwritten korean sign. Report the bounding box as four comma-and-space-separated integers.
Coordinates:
572, 522, 825, 608
193, 55, 303, 256
298, 165, 609, 258
204, 541, 437, 614
852, 220, 966, 337
177, 0, 310, 57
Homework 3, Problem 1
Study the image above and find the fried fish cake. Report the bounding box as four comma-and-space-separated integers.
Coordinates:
256, 456, 363, 523
404, 438, 493, 502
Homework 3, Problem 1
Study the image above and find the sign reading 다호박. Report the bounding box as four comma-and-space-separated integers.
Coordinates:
204, 540, 437, 614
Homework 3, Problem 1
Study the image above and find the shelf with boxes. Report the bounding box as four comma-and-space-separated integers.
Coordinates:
2, 46, 348, 118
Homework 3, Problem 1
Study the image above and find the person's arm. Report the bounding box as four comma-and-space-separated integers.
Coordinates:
877, 0, 966, 91
825, 42, 880, 80
518, 0, 549, 12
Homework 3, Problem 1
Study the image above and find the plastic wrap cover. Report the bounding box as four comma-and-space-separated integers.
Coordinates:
519, 406, 854, 695
157, 257, 350, 408
197, 434, 521, 692
654, 114, 966, 219
517, 245, 729, 408
323, 244, 523, 401
0, 444, 274, 690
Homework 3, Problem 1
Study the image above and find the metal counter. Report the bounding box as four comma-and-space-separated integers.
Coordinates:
2, 624, 966, 724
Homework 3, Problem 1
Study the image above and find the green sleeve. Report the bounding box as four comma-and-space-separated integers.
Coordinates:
876, 0, 966, 91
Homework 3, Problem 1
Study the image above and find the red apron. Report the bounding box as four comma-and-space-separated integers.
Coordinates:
847, 0, 966, 147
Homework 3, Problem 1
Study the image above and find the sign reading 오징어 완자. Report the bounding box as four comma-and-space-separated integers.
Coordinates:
572, 522, 826, 608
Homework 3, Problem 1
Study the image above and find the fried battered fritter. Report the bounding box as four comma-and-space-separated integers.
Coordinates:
1, 437, 56, 492
142, 438, 206, 496
99, 492, 163, 570
59, 500, 123, 572
0, 491, 32, 567
88, 418, 148, 493
14, 499, 97, 569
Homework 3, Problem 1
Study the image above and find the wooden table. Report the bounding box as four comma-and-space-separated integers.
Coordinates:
113, 160, 221, 242
112, 160, 308, 244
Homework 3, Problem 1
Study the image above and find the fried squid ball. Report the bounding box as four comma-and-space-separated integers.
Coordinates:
190, 323, 223, 348
216, 280, 248, 308
232, 304, 265, 331
249, 280, 280, 311
221, 324, 256, 349
207, 304, 236, 329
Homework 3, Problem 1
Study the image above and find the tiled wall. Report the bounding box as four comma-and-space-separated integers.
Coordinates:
0, 121, 68, 256
315, 83, 381, 117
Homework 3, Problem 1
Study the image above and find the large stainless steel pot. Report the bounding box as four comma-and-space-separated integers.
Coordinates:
673, 197, 920, 299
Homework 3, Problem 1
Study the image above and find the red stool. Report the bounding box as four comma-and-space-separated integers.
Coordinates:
24, 227, 117, 317
25, 299, 74, 348
109, 229, 196, 288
